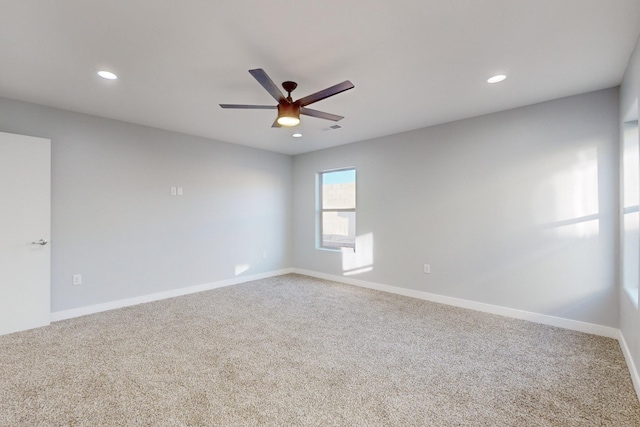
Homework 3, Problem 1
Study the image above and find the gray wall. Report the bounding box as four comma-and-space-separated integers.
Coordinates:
620, 34, 640, 385
0, 85, 624, 331
0, 97, 293, 312
293, 88, 619, 327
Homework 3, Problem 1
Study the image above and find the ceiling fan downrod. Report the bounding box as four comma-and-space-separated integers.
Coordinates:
282, 81, 297, 103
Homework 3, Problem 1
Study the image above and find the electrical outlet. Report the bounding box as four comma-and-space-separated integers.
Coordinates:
170, 187, 177, 196
72, 274, 82, 286
423, 264, 431, 274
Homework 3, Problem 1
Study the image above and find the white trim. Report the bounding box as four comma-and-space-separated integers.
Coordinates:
619, 331, 640, 402
48, 267, 639, 402
50, 268, 294, 322
294, 269, 620, 339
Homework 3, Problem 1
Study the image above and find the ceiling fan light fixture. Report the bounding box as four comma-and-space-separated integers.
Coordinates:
277, 116, 300, 126
277, 103, 300, 127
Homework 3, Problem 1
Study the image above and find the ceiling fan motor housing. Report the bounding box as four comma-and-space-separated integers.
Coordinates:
282, 81, 297, 95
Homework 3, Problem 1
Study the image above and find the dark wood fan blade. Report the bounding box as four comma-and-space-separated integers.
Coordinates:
249, 69, 286, 103
300, 107, 344, 121
219, 104, 277, 109
296, 81, 354, 107
271, 119, 282, 128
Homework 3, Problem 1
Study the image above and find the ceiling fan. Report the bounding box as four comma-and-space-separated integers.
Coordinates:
220, 68, 354, 128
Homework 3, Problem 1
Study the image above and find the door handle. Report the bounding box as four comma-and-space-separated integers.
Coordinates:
31, 239, 48, 246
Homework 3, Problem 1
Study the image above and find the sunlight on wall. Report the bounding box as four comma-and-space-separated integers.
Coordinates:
535, 147, 600, 237
526, 144, 610, 314
342, 233, 373, 276
553, 218, 600, 238
235, 264, 250, 276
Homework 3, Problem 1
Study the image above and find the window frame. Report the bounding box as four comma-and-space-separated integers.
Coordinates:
317, 167, 357, 251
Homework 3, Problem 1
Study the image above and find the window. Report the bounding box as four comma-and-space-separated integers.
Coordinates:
318, 168, 356, 250
622, 118, 640, 306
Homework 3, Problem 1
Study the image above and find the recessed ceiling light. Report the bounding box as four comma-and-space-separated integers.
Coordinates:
487, 74, 507, 84
292, 133, 302, 138
97, 70, 118, 80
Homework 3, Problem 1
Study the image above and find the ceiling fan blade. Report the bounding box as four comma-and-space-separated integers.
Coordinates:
271, 119, 282, 128
296, 81, 354, 107
249, 69, 286, 103
300, 107, 344, 122
219, 104, 276, 109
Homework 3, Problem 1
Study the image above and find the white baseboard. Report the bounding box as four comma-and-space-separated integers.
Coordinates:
50, 268, 295, 322
52, 267, 618, 338
619, 331, 640, 402
293, 269, 620, 339
49, 267, 637, 402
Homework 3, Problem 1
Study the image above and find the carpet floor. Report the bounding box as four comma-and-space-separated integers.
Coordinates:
1, 274, 639, 426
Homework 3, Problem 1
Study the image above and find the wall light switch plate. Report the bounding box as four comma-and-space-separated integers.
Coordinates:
170, 187, 177, 196
177, 187, 183, 196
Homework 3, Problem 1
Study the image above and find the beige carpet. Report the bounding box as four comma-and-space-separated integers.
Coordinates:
1, 274, 639, 426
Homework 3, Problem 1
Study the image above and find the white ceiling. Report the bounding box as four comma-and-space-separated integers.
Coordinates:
1, 1, 639, 156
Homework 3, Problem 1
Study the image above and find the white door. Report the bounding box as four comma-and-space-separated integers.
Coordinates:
0, 131, 51, 335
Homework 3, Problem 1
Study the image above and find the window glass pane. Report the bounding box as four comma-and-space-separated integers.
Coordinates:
622, 120, 639, 305
623, 211, 639, 302
623, 121, 639, 208
322, 211, 356, 249
322, 169, 355, 209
